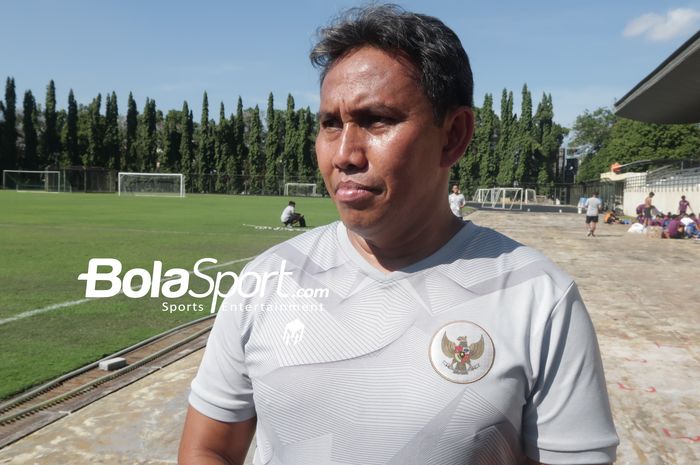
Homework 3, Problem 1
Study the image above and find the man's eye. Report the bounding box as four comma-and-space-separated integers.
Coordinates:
321, 118, 342, 129
365, 115, 395, 127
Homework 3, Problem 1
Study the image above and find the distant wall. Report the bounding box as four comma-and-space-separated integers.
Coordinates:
623, 191, 700, 216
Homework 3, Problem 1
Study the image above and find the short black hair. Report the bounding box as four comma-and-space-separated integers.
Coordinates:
310, 4, 473, 123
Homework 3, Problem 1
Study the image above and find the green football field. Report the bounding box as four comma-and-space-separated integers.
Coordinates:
0, 191, 339, 399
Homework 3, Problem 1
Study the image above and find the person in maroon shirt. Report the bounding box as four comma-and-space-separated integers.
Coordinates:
665, 216, 685, 239
678, 195, 692, 215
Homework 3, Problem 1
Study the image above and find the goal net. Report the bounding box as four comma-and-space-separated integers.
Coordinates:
284, 183, 318, 197
118, 172, 185, 197
2, 170, 61, 192
474, 187, 537, 210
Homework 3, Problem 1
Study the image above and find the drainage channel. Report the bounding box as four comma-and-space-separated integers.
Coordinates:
0, 315, 215, 449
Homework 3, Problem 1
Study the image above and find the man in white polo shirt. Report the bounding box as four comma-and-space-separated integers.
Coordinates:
179, 5, 618, 465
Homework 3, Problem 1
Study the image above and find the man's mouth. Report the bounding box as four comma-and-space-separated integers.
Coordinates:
334, 180, 380, 204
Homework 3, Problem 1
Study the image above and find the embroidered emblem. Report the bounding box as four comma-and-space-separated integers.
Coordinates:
430, 321, 495, 383
283, 319, 305, 346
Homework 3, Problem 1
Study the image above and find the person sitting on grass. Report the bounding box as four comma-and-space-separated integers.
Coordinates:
280, 201, 306, 227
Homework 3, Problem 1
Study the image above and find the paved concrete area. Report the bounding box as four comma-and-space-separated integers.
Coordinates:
0, 211, 698, 464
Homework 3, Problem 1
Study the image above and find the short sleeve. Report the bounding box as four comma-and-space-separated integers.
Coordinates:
523, 283, 619, 464
188, 294, 256, 423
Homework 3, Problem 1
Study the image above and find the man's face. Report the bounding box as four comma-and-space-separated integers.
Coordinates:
316, 47, 448, 237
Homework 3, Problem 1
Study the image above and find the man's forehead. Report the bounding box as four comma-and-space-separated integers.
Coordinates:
318, 47, 421, 109
324, 46, 418, 80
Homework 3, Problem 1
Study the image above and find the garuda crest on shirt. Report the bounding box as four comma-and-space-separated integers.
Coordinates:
441, 333, 484, 375
429, 321, 495, 384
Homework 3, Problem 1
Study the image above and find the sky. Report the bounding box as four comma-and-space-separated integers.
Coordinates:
2, 0, 699, 131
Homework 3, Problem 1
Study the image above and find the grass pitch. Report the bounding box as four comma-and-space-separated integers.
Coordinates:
0, 191, 338, 399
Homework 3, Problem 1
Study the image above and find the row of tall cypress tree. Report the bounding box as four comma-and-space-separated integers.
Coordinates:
0, 77, 566, 195
458, 84, 568, 196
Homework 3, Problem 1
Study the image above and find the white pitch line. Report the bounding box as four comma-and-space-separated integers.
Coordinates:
0, 256, 257, 326
242, 223, 309, 232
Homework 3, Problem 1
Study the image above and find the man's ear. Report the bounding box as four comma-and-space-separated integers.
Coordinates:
440, 106, 474, 169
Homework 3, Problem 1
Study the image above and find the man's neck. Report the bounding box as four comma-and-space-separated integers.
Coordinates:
346, 213, 464, 273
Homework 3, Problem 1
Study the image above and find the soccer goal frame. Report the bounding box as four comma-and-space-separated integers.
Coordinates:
117, 172, 185, 197
474, 187, 536, 210
2, 170, 62, 193
284, 183, 318, 197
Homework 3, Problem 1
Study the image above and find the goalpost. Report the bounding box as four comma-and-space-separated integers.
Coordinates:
473, 187, 537, 210
118, 172, 185, 197
2, 170, 61, 192
284, 183, 318, 197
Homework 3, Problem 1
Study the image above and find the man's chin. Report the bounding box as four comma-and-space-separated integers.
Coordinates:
337, 208, 393, 238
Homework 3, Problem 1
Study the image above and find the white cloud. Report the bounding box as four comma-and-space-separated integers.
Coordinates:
623, 8, 700, 41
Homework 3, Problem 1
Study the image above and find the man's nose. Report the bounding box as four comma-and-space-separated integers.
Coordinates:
334, 123, 368, 171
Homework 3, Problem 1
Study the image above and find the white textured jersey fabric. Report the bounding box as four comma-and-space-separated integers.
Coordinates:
189, 221, 618, 465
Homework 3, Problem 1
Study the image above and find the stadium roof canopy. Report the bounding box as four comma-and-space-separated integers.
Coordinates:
614, 29, 700, 124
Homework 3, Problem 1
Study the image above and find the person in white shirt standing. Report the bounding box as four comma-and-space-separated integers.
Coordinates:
448, 184, 466, 217
584, 192, 603, 237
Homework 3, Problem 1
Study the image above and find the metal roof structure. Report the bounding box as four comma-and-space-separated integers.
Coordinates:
614, 30, 700, 124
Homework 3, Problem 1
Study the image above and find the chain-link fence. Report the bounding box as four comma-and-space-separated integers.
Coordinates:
450, 180, 625, 210
29, 168, 329, 196
62, 167, 118, 193
624, 167, 700, 193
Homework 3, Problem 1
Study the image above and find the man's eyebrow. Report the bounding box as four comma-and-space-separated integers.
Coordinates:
318, 103, 403, 119
318, 111, 337, 120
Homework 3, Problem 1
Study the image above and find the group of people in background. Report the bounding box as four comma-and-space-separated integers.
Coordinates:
634, 193, 699, 239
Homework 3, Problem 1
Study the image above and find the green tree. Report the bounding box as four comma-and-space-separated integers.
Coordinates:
475, 94, 498, 188
577, 118, 700, 181
21, 90, 38, 169
230, 96, 247, 192
571, 107, 616, 155
125, 92, 138, 171
104, 91, 120, 170
282, 94, 297, 179
63, 89, 80, 165
0, 100, 4, 171
514, 84, 535, 185
247, 105, 264, 193
179, 102, 194, 190
532, 94, 567, 193
296, 107, 316, 182
162, 109, 182, 172
264, 92, 281, 193
137, 98, 157, 171
214, 102, 233, 192
193, 92, 214, 192
3, 77, 18, 170
495, 89, 516, 186
85, 94, 104, 166
41, 80, 60, 167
